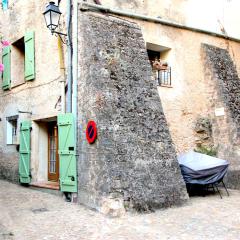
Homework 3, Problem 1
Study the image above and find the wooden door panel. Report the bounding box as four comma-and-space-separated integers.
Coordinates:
48, 123, 59, 182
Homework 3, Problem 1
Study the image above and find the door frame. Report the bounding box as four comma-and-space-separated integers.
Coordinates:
48, 122, 59, 182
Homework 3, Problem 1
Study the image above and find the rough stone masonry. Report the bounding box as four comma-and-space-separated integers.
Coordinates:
77, 12, 188, 214
203, 44, 240, 189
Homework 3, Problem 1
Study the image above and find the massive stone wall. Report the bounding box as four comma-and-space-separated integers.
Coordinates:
203, 45, 240, 127
202, 44, 240, 188
77, 12, 188, 213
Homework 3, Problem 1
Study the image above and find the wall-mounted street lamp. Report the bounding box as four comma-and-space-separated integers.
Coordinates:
43, 1, 68, 43
43, 0, 73, 115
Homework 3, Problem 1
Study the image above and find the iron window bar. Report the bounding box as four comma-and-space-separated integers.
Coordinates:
156, 67, 171, 86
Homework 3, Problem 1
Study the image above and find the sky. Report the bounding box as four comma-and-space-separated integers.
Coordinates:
183, 0, 240, 38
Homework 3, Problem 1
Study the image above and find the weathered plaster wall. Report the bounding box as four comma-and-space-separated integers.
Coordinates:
131, 20, 240, 156
88, 0, 187, 24
140, 21, 240, 187
90, 0, 240, 39
0, 0, 65, 182
77, 12, 188, 213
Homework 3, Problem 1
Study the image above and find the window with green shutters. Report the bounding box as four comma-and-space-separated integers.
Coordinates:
57, 113, 77, 193
24, 31, 35, 81
19, 120, 31, 184
1, 31, 35, 90
2, 46, 11, 90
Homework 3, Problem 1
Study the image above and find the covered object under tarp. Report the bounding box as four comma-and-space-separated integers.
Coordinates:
178, 151, 229, 185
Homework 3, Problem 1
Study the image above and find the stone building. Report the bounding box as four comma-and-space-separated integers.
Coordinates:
88, 0, 240, 188
0, 0, 240, 213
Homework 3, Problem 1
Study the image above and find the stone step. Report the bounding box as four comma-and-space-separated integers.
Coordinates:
29, 182, 63, 197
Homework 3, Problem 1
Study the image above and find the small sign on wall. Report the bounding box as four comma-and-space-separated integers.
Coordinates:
86, 121, 97, 144
215, 107, 225, 117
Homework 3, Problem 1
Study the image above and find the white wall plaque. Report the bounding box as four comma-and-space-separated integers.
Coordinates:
215, 107, 225, 117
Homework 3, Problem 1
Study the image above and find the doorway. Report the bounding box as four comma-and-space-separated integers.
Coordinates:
48, 122, 59, 182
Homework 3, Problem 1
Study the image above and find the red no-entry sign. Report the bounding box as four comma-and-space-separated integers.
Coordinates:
86, 121, 97, 144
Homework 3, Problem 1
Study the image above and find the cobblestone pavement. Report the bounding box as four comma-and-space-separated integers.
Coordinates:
0, 180, 240, 240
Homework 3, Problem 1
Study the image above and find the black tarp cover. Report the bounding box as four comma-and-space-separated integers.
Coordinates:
178, 151, 229, 185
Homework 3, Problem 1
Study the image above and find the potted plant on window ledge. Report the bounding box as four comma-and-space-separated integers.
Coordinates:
152, 59, 168, 71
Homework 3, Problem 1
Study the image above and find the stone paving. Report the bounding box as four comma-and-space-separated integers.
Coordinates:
0, 180, 240, 240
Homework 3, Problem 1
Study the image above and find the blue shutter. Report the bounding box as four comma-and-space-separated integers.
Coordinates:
2, 0, 8, 10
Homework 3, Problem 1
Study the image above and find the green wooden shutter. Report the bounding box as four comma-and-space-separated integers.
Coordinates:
57, 113, 77, 193
19, 121, 31, 184
2, 46, 11, 90
24, 31, 35, 81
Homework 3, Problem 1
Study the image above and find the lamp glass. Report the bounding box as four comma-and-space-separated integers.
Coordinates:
50, 11, 61, 30
44, 11, 51, 27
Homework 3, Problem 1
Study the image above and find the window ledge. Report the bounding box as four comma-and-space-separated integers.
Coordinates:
11, 82, 26, 89
159, 84, 173, 88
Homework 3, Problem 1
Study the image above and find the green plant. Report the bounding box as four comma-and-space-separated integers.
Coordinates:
194, 146, 217, 157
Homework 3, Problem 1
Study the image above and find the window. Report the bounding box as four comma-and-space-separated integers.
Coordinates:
2, 31, 35, 91
147, 43, 172, 87
12, 37, 25, 87
6, 115, 18, 145
147, 49, 160, 63
155, 66, 171, 86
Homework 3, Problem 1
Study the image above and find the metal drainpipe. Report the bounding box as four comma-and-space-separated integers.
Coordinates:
66, 0, 73, 113
72, 0, 78, 121
70, 0, 78, 202
57, 36, 66, 113
80, 2, 240, 44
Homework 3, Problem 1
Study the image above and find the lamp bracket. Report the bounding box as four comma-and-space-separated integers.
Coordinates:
51, 30, 70, 45
52, 30, 67, 36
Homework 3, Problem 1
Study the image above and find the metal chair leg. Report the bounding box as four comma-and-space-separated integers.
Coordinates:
214, 183, 222, 199
222, 180, 229, 196
210, 183, 215, 192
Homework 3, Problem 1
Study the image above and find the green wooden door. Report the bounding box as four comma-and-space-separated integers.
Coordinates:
57, 113, 77, 193
19, 121, 31, 184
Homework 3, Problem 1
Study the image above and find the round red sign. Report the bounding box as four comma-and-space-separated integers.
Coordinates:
86, 121, 97, 144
